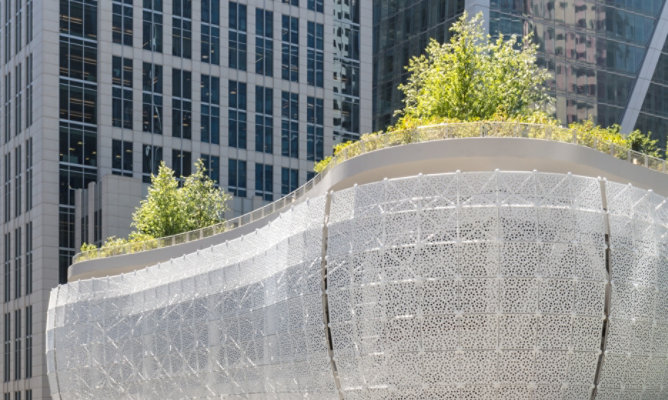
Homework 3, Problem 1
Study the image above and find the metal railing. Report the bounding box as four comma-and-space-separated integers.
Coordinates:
73, 122, 667, 263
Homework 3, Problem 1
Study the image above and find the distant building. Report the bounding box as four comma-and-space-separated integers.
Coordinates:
373, 0, 668, 152
0, 1, 371, 398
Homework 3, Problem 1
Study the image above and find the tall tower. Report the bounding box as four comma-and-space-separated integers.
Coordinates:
1, 0, 372, 398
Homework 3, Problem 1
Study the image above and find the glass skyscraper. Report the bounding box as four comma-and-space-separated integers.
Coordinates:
373, 0, 668, 153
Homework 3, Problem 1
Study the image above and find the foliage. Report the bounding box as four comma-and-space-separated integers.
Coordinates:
80, 160, 230, 255
626, 129, 661, 158
396, 12, 553, 125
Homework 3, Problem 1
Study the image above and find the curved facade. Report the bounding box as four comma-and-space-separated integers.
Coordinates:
46, 170, 667, 399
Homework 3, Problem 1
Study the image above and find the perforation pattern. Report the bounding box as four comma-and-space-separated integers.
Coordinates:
46, 198, 337, 400
46, 171, 667, 399
327, 172, 609, 399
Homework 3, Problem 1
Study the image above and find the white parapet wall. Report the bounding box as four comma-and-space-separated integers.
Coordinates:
46, 170, 667, 399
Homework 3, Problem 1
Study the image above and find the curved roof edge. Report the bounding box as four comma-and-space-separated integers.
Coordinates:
69, 137, 668, 281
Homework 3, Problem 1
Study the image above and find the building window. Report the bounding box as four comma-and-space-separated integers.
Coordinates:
172, 149, 191, 178
229, 2, 247, 71
24, 138, 32, 212
201, 0, 220, 64
14, 0, 22, 54
143, 0, 163, 52
281, 91, 298, 158
14, 64, 21, 135
201, 154, 219, 184
25, 54, 32, 128
307, 21, 323, 87
4, 73, 10, 143
25, 0, 32, 44
255, 163, 273, 201
14, 146, 20, 218
307, 97, 324, 161
281, 167, 298, 195
172, 69, 192, 139
3, 313, 9, 382
59, 0, 97, 40
283, 0, 298, 6
3, 234, 9, 304
255, 9, 273, 76
228, 158, 246, 197
13, 227, 20, 300
14, 309, 20, 380
142, 63, 163, 134
4, 154, 10, 222
112, 56, 133, 129
172, 0, 192, 58
255, 86, 273, 154
24, 305, 31, 379
24, 222, 31, 295
112, 139, 133, 177
4, 1, 11, 64
201, 74, 220, 144
142, 144, 162, 183
228, 80, 247, 149
24, 391, 30, 400
308, 0, 323, 12
112, 0, 133, 46
281, 15, 298, 81
333, 95, 360, 141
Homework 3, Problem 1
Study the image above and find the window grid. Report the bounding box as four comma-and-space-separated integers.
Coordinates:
201, 74, 220, 144
142, 144, 162, 183
14, 64, 21, 136
14, 0, 21, 54
25, 0, 32, 44
255, 163, 273, 201
25, 138, 32, 211
172, 0, 192, 58
307, 21, 323, 87
142, 63, 163, 134
3, 234, 9, 304
112, 0, 133, 45
255, 9, 273, 76
112, 56, 133, 130
3, 313, 9, 382
24, 222, 31, 295
4, 154, 10, 223
112, 139, 133, 177
201, 0, 220, 64
281, 15, 298, 81
281, 167, 298, 195
307, 97, 324, 161
13, 227, 20, 300
4, 73, 11, 143
5, 1, 11, 63
308, 0, 323, 12
13, 309, 20, 381
172, 149, 191, 178
201, 154, 219, 184
228, 158, 246, 197
172, 69, 192, 139
25, 54, 32, 128
228, 80, 247, 149
229, 2, 247, 71
24, 305, 31, 379
143, 0, 163, 52
281, 91, 299, 158
14, 146, 21, 218
255, 86, 273, 154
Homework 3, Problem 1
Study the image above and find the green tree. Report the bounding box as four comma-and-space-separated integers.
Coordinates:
396, 12, 553, 125
132, 160, 230, 238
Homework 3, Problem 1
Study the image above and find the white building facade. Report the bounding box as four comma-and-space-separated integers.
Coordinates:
1, 0, 372, 398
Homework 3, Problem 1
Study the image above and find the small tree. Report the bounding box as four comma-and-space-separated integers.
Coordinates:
396, 12, 553, 126
132, 160, 230, 238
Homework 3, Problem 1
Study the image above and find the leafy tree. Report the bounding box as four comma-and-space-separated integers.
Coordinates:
396, 12, 553, 126
626, 129, 661, 158
132, 160, 230, 237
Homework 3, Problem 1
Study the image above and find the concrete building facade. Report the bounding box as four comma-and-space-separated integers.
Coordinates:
373, 0, 668, 152
1, 0, 372, 398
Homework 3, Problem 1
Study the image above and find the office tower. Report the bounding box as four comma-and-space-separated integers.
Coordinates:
1, 0, 371, 398
373, 0, 668, 152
